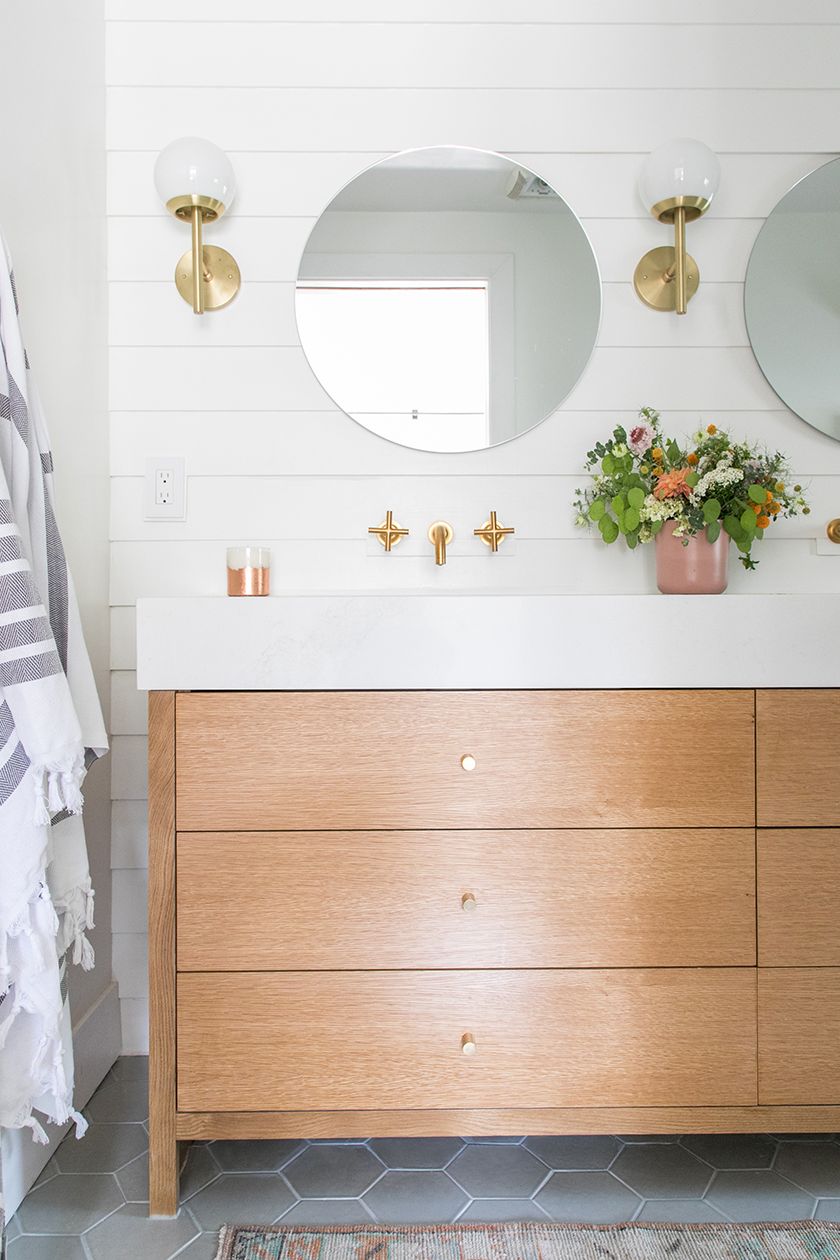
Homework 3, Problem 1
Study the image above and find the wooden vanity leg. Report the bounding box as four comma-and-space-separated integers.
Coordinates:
148, 691, 179, 1215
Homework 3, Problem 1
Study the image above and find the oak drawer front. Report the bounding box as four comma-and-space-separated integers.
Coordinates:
177, 828, 756, 971
177, 969, 757, 1113
757, 690, 840, 827
175, 690, 755, 831
759, 969, 840, 1104
758, 830, 840, 965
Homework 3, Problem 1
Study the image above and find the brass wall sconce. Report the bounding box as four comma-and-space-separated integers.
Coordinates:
634, 138, 720, 315
154, 136, 241, 314
475, 511, 515, 552
368, 510, 409, 552
827, 518, 840, 544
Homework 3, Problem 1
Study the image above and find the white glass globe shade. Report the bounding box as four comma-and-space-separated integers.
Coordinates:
639, 138, 720, 215
153, 136, 236, 214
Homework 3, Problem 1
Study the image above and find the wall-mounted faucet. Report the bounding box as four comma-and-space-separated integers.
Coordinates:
427, 521, 454, 566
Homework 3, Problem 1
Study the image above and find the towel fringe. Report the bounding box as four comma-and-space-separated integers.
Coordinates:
32, 755, 85, 828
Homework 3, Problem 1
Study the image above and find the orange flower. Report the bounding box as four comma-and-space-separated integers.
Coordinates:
765, 488, 774, 502
653, 467, 693, 500
757, 514, 771, 529
707, 423, 717, 434
686, 452, 698, 465
769, 501, 781, 515
751, 503, 762, 515
651, 447, 663, 462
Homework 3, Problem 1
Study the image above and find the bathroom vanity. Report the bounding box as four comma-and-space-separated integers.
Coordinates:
138, 595, 840, 1215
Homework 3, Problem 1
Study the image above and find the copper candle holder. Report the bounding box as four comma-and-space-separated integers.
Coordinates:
226, 546, 271, 596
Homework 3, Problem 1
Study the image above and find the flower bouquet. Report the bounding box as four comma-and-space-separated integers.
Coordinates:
573, 407, 809, 593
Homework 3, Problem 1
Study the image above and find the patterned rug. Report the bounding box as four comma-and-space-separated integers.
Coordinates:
215, 1220, 840, 1260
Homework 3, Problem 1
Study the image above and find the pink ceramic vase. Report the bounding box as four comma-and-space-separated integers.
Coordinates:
655, 520, 729, 594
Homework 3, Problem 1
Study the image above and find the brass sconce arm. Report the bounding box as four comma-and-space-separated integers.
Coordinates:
474, 511, 515, 552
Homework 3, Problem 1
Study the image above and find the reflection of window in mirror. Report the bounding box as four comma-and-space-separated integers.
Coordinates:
296, 281, 490, 451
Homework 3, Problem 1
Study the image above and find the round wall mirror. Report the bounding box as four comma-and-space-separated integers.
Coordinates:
295, 146, 601, 453
745, 156, 840, 442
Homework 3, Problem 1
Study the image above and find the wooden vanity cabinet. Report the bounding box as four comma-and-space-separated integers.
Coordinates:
147, 687, 840, 1214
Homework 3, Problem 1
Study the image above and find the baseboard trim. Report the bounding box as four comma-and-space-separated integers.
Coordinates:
1, 979, 121, 1219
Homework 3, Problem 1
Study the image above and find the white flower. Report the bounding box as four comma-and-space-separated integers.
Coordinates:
639, 494, 685, 523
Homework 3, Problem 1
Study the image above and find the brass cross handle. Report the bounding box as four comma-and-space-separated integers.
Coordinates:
474, 510, 515, 552
368, 510, 409, 552
827, 518, 840, 544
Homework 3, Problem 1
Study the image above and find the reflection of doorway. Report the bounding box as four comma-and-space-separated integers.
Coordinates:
296, 280, 490, 451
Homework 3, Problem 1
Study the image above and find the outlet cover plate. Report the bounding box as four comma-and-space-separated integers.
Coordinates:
144, 456, 186, 521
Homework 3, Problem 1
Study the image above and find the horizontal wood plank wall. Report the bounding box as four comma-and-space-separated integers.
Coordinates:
106, 4, 840, 1049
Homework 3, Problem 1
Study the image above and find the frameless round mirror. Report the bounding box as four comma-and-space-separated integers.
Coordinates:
745, 157, 840, 442
295, 146, 601, 453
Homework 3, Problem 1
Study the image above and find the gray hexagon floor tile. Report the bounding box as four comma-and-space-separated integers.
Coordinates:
56, 1121, 147, 1173
612, 1144, 713, 1199
681, 1135, 777, 1170
86, 1075, 149, 1123
363, 1171, 467, 1223
7, 1238, 87, 1260
110, 1056, 149, 1083
16, 1173, 124, 1234
459, 1200, 551, 1222
816, 1200, 840, 1222
369, 1139, 463, 1169
705, 1170, 816, 1222
188, 1173, 295, 1230
115, 1151, 149, 1203
6, 1213, 22, 1240
279, 1199, 376, 1224
524, 1137, 621, 1171
169, 1233, 220, 1259
637, 1199, 728, 1223
85, 1203, 197, 1260
775, 1141, 840, 1196
180, 1146, 222, 1202
448, 1144, 549, 1198
284, 1145, 384, 1198
210, 1139, 304, 1172
535, 1172, 641, 1224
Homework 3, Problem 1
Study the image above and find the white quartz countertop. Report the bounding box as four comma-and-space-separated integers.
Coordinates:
136, 594, 840, 690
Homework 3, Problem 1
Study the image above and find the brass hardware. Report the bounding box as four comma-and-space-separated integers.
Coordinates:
175, 234, 241, 314
428, 521, 454, 566
827, 518, 840, 544
157, 142, 240, 314
461, 1032, 477, 1056
635, 142, 718, 315
474, 510, 515, 552
368, 510, 409, 552
461, 892, 478, 912
460, 754, 476, 772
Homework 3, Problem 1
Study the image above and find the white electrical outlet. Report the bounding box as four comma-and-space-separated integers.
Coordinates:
144, 457, 186, 521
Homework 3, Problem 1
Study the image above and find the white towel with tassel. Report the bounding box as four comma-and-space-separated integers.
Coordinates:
0, 234, 107, 1140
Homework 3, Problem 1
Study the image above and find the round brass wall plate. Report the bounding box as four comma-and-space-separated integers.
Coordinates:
634, 246, 699, 312
175, 246, 241, 310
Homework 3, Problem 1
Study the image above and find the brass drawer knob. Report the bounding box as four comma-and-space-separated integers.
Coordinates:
461, 892, 477, 912
461, 1032, 477, 1056
460, 753, 476, 772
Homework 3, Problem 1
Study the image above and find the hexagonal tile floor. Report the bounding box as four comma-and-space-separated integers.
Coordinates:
7, 1059, 840, 1258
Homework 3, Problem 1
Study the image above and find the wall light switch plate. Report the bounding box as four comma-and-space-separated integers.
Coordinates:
144, 456, 186, 521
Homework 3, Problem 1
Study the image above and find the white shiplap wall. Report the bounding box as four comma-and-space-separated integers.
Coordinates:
106, 0, 840, 1051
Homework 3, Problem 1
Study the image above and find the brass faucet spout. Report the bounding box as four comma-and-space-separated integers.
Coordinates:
427, 521, 454, 566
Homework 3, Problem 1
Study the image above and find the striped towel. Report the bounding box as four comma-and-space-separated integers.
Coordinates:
0, 234, 107, 1141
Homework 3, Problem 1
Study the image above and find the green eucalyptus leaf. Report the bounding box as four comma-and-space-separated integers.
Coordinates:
626, 532, 639, 549
623, 506, 640, 532
650, 520, 664, 536
703, 498, 722, 524
601, 454, 615, 475
740, 509, 758, 533
611, 494, 626, 516
723, 515, 741, 539
666, 440, 682, 464
627, 487, 645, 509
685, 472, 700, 488
748, 483, 766, 504
706, 519, 721, 544
600, 517, 620, 544
589, 498, 606, 522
